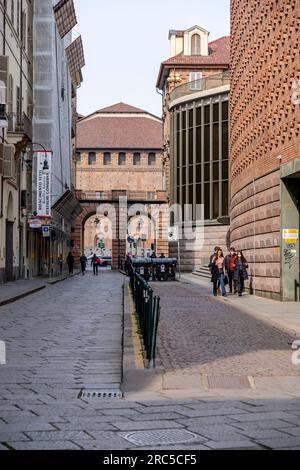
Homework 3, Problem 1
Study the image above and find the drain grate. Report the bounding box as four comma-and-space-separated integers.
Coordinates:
205, 374, 252, 389
78, 389, 123, 399
122, 429, 199, 447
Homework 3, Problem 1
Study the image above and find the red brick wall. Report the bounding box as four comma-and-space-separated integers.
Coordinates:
230, 0, 300, 299
230, 0, 300, 197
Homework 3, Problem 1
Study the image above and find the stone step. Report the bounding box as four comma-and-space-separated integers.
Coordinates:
192, 265, 211, 279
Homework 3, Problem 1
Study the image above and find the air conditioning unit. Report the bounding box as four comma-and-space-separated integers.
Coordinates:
3, 144, 15, 178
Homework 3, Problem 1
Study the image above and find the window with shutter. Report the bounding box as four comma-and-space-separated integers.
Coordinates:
189, 72, 203, 91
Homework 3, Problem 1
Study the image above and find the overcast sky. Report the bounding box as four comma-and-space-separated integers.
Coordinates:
73, 0, 230, 118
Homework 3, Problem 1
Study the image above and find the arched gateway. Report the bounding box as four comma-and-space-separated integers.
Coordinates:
72, 190, 169, 269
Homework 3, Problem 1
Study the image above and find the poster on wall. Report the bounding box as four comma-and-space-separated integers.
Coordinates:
35, 150, 52, 218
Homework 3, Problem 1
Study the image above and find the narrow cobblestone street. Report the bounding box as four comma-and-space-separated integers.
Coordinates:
1, 271, 300, 450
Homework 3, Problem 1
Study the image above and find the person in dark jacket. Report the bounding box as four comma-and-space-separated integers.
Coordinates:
225, 247, 237, 294
80, 254, 87, 276
209, 246, 221, 274
233, 251, 248, 296
66, 252, 74, 275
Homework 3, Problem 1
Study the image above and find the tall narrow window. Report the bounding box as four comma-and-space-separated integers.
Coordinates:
17, 1, 20, 36
16, 86, 21, 124
148, 152, 156, 166
118, 152, 126, 165
7, 75, 13, 131
21, 11, 26, 46
76, 152, 81, 162
133, 153, 141, 166
103, 152, 111, 165
189, 72, 203, 91
88, 152, 96, 165
11, 0, 15, 26
191, 34, 201, 55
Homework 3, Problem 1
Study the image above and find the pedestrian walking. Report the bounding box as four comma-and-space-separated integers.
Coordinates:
211, 248, 227, 297
233, 251, 249, 296
66, 252, 74, 275
92, 254, 100, 276
159, 253, 165, 258
225, 247, 237, 294
80, 254, 87, 276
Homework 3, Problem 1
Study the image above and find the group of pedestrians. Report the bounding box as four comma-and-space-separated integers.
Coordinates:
65, 252, 101, 276
209, 246, 249, 297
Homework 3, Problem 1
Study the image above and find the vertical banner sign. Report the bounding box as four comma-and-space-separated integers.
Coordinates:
36, 151, 52, 217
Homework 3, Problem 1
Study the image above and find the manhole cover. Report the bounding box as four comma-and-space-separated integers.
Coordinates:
205, 375, 252, 389
121, 430, 199, 446
78, 389, 123, 399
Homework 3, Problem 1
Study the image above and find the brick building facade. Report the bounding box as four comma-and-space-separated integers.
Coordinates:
75, 103, 168, 262
230, 0, 300, 300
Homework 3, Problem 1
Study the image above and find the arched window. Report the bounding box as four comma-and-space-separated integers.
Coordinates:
191, 34, 201, 55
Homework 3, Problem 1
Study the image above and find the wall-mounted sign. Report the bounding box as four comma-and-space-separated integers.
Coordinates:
36, 151, 52, 218
29, 218, 42, 229
42, 225, 50, 238
283, 229, 299, 244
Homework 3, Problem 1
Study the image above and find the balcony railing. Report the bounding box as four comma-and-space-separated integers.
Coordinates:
170, 70, 230, 103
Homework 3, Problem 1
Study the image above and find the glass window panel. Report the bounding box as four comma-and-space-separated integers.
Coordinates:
204, 183, 210, 219
182, 166, 186, 183
176, 132, 180, 159
196, 126, 201, 162
177, 167, 180, 183
222, 181, 229, 216
213, 162, 219, 180
103, 152, 111, 165
196, 164, 201, 183
213, 182, 219, 219
189, 185, 193, 206
182, 130, 186, 164
88, 152, 96, 165
222, 101, 228, 121
76, 151, 81, 162
148, 152, 156, 166
213, 123, 219, 161
204, 105, 210, 124
222, 160, 229, 179
204, 163, 210, 182
176, 186, 180, 204
177, 112, 180, 130
222, 121, 228, 160
189, 165, 193, 182
189, 128, 193, 164
196, 184, 201, 204
204, 125, 210, 162
189, 109, 193, 128
182, 185, 186, 205
118, 152, 126, 165
196, 106, 201, 126
182, 110, 186, 130
213, 103, 219, 122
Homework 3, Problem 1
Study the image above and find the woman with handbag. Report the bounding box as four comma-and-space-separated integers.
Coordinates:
211, 249, 227, 297
233, 251, 249, 296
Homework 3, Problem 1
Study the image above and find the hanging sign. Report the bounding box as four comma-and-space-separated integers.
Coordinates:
283, 229, 299, 244
36, 151, 52, 218
29, 218, 42, 229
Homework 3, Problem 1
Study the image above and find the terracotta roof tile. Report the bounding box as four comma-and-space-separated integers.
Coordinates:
96, 102, 147, 114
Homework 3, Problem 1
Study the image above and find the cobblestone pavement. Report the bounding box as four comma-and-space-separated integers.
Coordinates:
1, 271, 300, 450
151, 280, 299, 377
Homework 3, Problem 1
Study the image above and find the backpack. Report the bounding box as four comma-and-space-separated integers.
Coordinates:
96, 257, 101, 265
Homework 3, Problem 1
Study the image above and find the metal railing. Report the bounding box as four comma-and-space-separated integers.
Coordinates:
170, 70, 230, 102
130, 270, 160, 368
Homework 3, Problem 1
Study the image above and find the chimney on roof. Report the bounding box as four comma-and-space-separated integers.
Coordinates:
168, 30, 184, 58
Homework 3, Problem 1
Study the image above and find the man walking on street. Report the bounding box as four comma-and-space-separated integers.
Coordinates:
80, 254, 87, 275
225, 247, 237, 294
66, 252, 74, 275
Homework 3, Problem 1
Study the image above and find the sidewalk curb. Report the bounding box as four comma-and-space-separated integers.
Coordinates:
0, 285, 46, 307
46, 270, 81, 285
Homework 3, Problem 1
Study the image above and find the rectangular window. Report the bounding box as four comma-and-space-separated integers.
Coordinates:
188, 128, 193, 164
213, 123, 219, 161
204, 105, 210, 125
95, 192, 104, 200
11, 0, 15, 26
189, 72, 203, 90
17, 1, 20, 36
222, 101, 229, 121
188, 108, 193, 128
182, 130, 186, 165
189, 165, 193, 183
213, 162, 219, 180
222, 121, 229, 160
133, 152, 141, 165
16, 86, 21, 123
148, 152, 156, 166
118, 152, 126, 165
196, 164, 201, 183
147, 192, 155, 200
182, 166, 186, 184
196, 184, 201, 204
222, 160, 229, 179
189, 185, 193, 206
88, 152, 96, 165
182, 110, 186, 130
204, 125, 210, 162
103, 152, 111, 165
204, 163, 210, 182
213, 182, 219, 219
213, 103, 219, 123
196, 126, 201, 163
76, 152, 81, 162
21, 11, 26, 46
196, 106, 202, 126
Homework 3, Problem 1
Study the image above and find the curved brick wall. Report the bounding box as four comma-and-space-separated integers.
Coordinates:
230, 0, 300, 299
